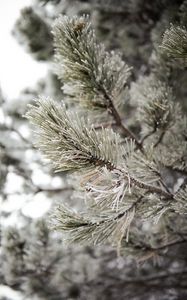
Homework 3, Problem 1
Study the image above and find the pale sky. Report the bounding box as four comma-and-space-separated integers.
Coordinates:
0, 0, 47, 99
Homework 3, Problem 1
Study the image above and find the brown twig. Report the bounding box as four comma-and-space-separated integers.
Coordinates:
152, 238, 187, 252
100, 87, 144, 153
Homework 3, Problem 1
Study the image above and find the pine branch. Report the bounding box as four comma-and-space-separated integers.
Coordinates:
53, 15, 131, 111
52, 204, 135, 246
26, 98, 172, 199
25, 16, 187, 250
172, 186, 187, 214
26, 98, 176, 247
26, 97, 125, 172
52, 191, 174, 247
130, 75, 177, 138
160, 24, 187, 66
52, 16, 144, 149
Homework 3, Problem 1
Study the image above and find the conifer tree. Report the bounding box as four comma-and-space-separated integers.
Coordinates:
27, 13, 187, 251
1, 1, 187, 299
